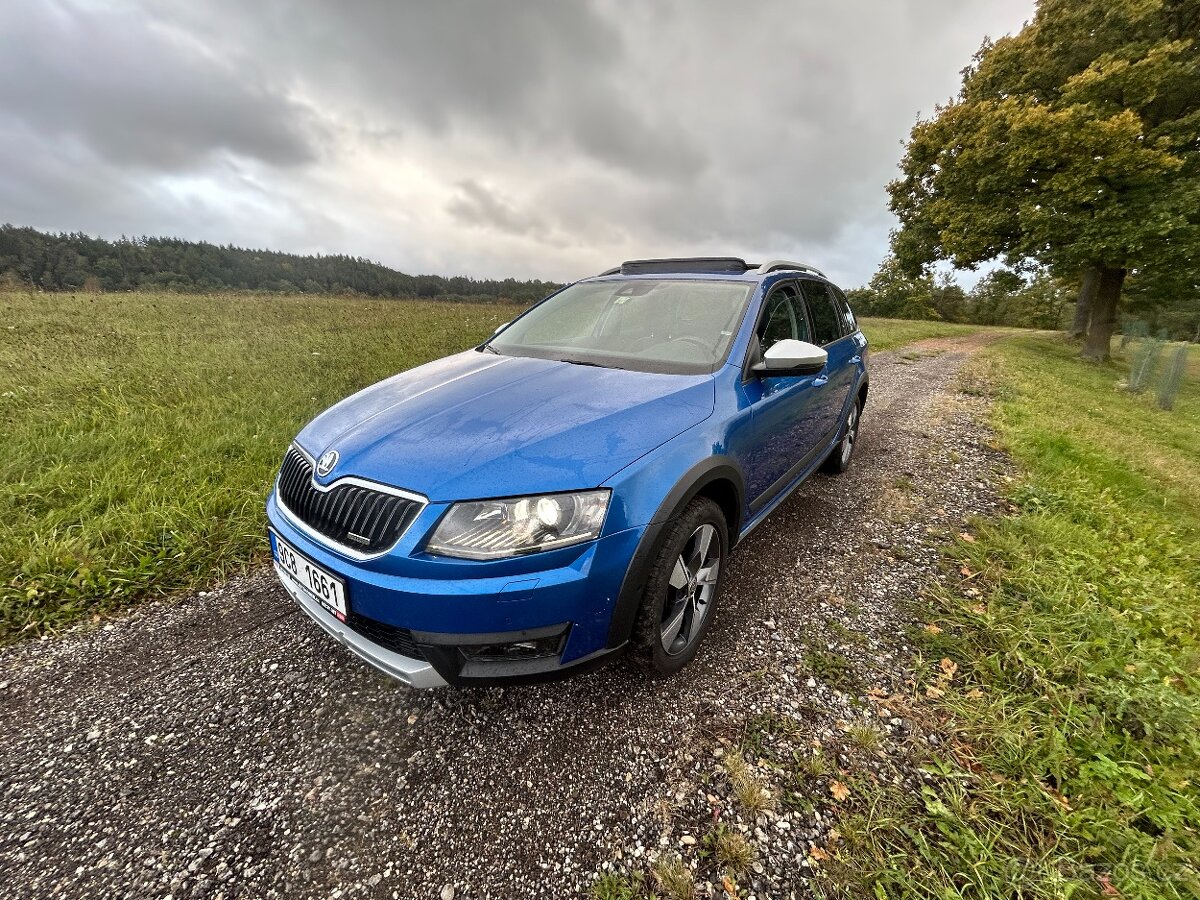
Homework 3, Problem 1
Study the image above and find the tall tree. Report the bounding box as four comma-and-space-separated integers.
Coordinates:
1066, 267, 1100, 340
928, 273, 967, 323
888, 0, 1200, 360
850, 255, 940, 320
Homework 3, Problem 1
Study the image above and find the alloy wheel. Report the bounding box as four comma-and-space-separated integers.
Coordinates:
659, 523, 721, 655
840, 404, 859, 466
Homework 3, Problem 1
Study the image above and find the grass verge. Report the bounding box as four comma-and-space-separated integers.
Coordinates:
832, 333, 1199, 899
857, 316, 984, 352
1, 290, 519, 639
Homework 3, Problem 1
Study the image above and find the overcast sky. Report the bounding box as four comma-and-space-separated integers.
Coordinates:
0, 0, 1034, 287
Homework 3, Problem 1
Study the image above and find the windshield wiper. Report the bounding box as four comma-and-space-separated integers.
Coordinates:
478, 342, 500, 354
558, 357, 614, 369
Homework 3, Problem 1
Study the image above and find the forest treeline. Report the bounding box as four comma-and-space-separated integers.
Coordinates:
846, 256, 1199, 339
0, 225, 561, 304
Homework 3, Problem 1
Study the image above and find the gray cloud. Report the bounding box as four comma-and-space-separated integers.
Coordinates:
0, 0, 319, 171
0, 0, 1035, 285
447, 180, 546, 238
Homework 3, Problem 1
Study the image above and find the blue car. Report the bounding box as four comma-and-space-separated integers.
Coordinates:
266, 258, 868, 687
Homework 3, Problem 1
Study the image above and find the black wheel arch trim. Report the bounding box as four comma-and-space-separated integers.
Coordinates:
604, 457, 745, 650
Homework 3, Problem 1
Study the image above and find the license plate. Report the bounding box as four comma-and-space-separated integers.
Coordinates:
270, 531, 348, 620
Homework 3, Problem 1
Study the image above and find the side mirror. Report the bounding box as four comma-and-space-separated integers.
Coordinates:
493, 321, 510, 336
753, 339, 827, 377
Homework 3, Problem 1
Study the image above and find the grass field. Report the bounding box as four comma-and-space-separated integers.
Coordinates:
836, 333, 1199, 899
0, 292, 975, 640
855, 316, 982, 352
0, 291, 520, 638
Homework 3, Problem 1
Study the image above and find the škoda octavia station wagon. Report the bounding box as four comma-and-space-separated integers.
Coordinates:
267, 258, 869, 687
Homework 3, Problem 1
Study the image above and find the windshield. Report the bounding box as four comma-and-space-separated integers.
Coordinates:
487, 279, 754, 375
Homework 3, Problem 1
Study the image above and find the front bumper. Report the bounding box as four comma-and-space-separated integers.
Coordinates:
266, 492, 644, 686
275, 563, 447, 688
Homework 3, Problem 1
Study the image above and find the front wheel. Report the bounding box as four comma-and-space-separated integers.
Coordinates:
822, 399, 861, 474
629, 497, 727, 677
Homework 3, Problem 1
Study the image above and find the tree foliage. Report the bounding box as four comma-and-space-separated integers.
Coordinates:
1123, 276, 1200, 339
0, 225, 561, 303
846, 256, 941, 321
888, 0, 1200, 359
849, 256, 1073, 331
969, 269, 1073, 330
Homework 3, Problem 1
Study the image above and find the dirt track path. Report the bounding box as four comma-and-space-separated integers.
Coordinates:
0, 333, 1006, 900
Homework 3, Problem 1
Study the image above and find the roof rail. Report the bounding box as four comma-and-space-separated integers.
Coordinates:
754, 259, 827, 278
595, 257, 827, 278
611, 257, 752, 276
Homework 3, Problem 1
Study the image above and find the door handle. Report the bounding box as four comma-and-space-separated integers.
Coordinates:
813, 374, 829, 386
850, 355, 862, 364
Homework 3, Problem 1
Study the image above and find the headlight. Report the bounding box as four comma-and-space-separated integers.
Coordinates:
426, 490, 610, 560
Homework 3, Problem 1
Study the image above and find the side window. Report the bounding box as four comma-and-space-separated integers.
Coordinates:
800, 281, 842, 346
755, 285, 810, 351
832, 286, 857, 335
757, 288, 795, 349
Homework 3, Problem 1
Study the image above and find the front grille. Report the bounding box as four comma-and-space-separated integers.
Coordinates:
345, 612, 426, 661
276, 446, 423, 554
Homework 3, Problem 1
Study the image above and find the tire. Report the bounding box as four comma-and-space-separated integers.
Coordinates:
822, 398, 862, 475
629, 497, 727, 677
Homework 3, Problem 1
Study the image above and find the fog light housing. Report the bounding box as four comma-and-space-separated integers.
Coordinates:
461, 633, 564, 662
415, 623, 574, 681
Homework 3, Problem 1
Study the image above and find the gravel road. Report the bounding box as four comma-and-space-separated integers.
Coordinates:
0, 334, 1008, 900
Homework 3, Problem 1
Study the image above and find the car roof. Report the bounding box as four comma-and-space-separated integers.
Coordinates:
582, 257, 828, 284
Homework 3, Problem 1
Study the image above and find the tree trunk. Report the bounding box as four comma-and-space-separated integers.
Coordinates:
1080, 267, 1126, 362
1067, 265, 1100, 339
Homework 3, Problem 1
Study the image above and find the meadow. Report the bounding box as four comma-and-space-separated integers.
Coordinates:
0, 291, 521, 638
0, 290, 965, 639
838, 333, 1200, 899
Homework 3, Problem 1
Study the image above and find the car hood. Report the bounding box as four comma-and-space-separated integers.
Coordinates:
295, 350, 715, 501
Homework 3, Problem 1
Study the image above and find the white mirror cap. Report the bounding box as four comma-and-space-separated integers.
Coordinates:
493, 321, 510, 335
762, 339, 827, 370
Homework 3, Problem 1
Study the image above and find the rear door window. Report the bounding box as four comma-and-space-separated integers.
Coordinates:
832, 286, 857, 335
800, 281, 843, 346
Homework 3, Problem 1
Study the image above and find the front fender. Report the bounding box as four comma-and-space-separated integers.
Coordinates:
600, 422, 746, 649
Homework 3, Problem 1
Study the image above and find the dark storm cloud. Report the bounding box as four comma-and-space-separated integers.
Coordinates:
447, 180, 545, 237
560, 83, 709, 180
0, 0, 1035, 283
258, 0, 618, 130
0, 1, 318, 171
164, 0, 704, 179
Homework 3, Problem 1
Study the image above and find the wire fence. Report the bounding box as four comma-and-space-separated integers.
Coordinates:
1123, 321, 1191, 410
1156, 343, 1190, 411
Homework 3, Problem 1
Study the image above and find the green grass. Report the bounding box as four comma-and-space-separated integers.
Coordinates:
590, 871, 646, 900
806, 648, 861, 693
834, 333, 1200, 899
650, 855, 695, 900
857, 316, 984, 352
707, 824, 755, 876
0, 290, 520, 638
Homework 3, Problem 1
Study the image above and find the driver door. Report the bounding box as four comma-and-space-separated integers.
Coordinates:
740, 283, 828, 508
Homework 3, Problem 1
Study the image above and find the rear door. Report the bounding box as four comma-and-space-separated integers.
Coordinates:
741, 282, 828, 506
798, 279, 856, 443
